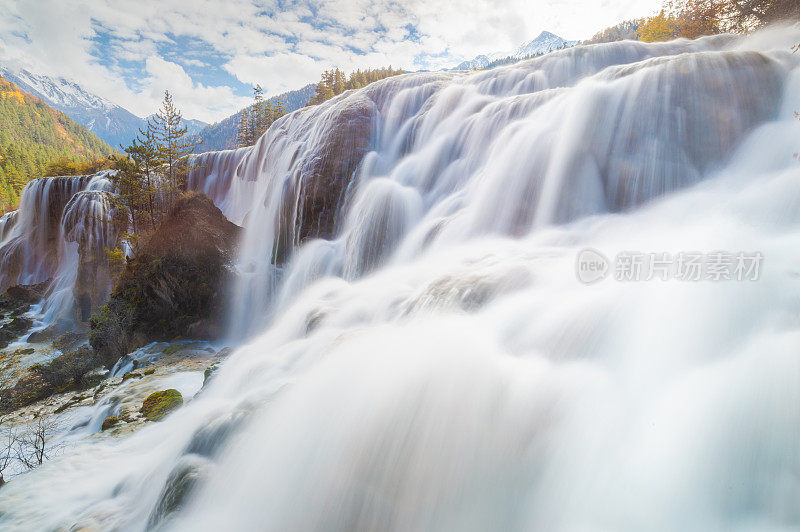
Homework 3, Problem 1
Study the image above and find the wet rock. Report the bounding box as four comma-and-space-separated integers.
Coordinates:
100, 415, 119, 431
121, 371, 142, 382
147, 455, 210, 528
294, 95, 377, 244
202, 362, 220, 387
90, 192, 240, 367
140, 389, 183, 421
0, 282, 49, 348
0, 316, 33, 349
184, 410, 247, 458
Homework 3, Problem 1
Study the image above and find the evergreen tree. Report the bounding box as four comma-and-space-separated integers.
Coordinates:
125, 120, 160, 226
273, 98, 286, 122
250, 84, 266, 143
152, 90, 194, 200
236, 108, 251, 148
235, 86, 289, 148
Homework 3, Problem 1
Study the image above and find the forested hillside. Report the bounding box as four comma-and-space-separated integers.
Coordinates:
306, 66, 404, 105
189, 84, 316, 153
0, 74, 115, 211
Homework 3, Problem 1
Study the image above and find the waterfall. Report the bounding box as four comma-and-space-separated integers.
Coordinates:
0, 171, 116, 329
188, 32, 791, 338
1, 27, 800, 530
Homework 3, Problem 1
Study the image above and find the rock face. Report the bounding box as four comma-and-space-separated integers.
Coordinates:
90, 192, 240, 366
0, 282, 48, 348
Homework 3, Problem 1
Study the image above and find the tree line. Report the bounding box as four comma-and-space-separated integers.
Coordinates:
306, 66, 404, 106
236, 85, 287, 148
636, 0, 799, 42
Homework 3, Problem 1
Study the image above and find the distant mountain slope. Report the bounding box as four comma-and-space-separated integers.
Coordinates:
0, 67, 207, 149
190, 84, 316, 153
0, 74, 115, 210
451, 31, 578, 70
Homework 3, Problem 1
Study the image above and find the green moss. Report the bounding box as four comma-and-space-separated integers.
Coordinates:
203, 362, 219, 387
18, 347, 34, 355
101, 416, 119, 431
161, 344, 183, 355
143, 367, 155, 375
141, 389, 183, 421
122, 371, 142, 382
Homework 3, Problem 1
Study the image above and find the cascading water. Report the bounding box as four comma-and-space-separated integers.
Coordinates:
0, 171, 116, 329
1, 28, 799, 530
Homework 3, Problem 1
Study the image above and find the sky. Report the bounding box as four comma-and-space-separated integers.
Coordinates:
0, 0, 663, 123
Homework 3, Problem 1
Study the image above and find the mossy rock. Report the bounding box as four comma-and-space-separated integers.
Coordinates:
202, 362, 219, 387
101, 416, 119, 431
161, 345, 183, 355
121, 371, 142, 382
143, 367, 155, 375
17, 347, 34, 355
141, 389, 183, 421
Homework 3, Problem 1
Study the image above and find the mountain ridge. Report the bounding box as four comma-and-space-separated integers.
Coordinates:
0, 66, 207, 149
451, 31, 578, 70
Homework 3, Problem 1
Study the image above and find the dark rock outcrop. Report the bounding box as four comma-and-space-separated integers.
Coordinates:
0, 282, 48, 348
90, 192, 240, 366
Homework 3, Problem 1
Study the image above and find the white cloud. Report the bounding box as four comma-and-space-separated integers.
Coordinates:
0, 0, 665, 122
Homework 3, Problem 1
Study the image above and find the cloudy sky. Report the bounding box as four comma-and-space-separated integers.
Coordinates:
0, 0, 662, 123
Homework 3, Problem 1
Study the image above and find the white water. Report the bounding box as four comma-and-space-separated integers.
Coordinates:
1, 29, 800, 530
0, 171, 115, 329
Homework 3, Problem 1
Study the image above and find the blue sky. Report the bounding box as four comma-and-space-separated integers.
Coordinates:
0, 0, 662, 122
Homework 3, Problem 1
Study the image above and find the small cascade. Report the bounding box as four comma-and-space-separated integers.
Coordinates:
0, 211, 17, 242
0, 171, 116, 329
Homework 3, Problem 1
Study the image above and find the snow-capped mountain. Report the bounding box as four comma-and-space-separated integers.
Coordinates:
451, 31, 578, 70
0, 66, 206, 149
452, 55, 492, 71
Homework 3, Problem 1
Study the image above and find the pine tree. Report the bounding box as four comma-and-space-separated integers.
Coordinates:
250, 84, 266, 143
152, 90, 194, 201
273, 97, 286, 122
236, 108, 251, 148
125, 120, 160, 227
333, 69, 345, 95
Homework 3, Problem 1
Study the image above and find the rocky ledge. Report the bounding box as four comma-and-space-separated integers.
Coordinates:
90, 192, 240, 367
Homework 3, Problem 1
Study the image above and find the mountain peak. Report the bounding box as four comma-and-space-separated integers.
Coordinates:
450, 31, 577, 71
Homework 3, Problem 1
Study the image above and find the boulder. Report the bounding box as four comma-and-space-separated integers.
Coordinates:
90, 192, 240, 366
140, 389, 183, 421
100, 416, 119, 431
